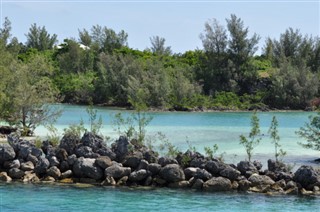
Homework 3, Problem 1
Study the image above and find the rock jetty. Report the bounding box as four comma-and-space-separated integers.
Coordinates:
1, 132, 320, 195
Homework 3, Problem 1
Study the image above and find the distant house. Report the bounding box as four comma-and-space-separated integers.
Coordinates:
56, 42, 90, 50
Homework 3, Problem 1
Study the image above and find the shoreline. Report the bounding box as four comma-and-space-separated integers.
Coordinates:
1, 133, 320, 196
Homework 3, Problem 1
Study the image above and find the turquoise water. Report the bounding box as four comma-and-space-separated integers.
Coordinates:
2, 105, 320, 211
1, 183, 320, 211
35, 104, 319, 167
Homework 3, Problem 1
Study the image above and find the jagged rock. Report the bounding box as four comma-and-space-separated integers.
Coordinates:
95, 156, 113, 170
194, 169, 212, 181
59, 161, 70, 172
61, 170, 73, 179
148, 163, 161, 176
238, 179, 251, 191
20, 161, 35, 171
159, 164, 185, 183
81, 132, 104, 152
189, 157, 207, 169
22, 172, 39, 183
123, 152, 143, 169
143, 150, 158, 163
105, 164, 131, 179
168, 181, 190, 188
34, 158, 50, 176
253, 160, 263, 171
237, 161, 258, 175
55, 148, 68, 162
67, 154, 77, 166
47, 166, 61, 179
73, 157, 104, 180
276, 171, 293, 182
4, 159, 20, 169
268, 159, 288, 172
30, 147, 42, 158
205, 160, 227, 175
101, 176, 116, 186
112, 136, 129, 161
75, 146, 99, 158
158, 157, 178, 167
48, 156, 60, 167
203, 177, 232, 192
144, 176, 153, 186
248, 174, 275, 186
137, 159, 149, 170
18, 145, 31, 159
8, 168, 25, 179
27, 154, 38, 165
191, 178, 204, 190
220, 166, 241, 181
129, 169, 148, 182
0, 171, 12, 182
294, 165, 320, 189
96, 147, 116, 160
0, 145, 16, 162
59, 133, 80, 155
184, 167, 198, 180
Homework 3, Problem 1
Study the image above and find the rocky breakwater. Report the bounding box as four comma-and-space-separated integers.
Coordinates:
1, 132, 320, 196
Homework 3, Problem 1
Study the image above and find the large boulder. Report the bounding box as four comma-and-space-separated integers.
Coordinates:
123, 152, 143, 169
105, 164, 131, 179
112, 136, 130, 162
34, 158, 50, 176
248, 174, 275, 186
0, 145, 16, 162
47, 166, 61, 179
237, 161, 258, 175
75, 146, 99, 158
159, 164, 185, 183
8, 168, 25, 179
59, 133, 80, 155
220, 166, 241, 181
73, 157, 104, 180
96, 147, 116, 160
20, 161, 35, 171
3, 159, 20, 169
81, 132, 104, 152
158, 157, 178, 167
268, 159, 288, 172
148, 163, 161, 176
203, 177, 232, 192
129, 169, 149, 182
0, 171, 12, 182
95, 156, 113, 170
205, 160, 227, 175
294, 165, 320, 189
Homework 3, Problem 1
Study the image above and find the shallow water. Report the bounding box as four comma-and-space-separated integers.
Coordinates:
1, 183, 320, 212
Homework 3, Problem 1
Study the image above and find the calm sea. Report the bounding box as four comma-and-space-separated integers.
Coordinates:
1, 104, 319, 211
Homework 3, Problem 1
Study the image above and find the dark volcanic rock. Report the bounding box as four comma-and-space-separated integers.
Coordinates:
8, 168, 25, 179
237, 161, 258, 175
81, 132, 104, 152
95, 156, 113, 170
203, 177, 232, 192
47, 166, 61, 179
0, 145, 16, 162
129, 169, 149, 182
20, 161, 34, 171
248, 174, 275, 186
294, 165, 320, 189
34, 158, 50, 176
73, 157, 104, 180
148, 163, 161, 176
123, 152, 143, 169
205, 160, 227, 175
220, 166, 241, 181
105, 164, 131, 179
112, 136, 129, 162
59, 133, 80, 155
75, 146, 98, 158
158, 157, 178, 167
268, 159, 288, 172
96, 147, 116, 160
159, 164, 185, 183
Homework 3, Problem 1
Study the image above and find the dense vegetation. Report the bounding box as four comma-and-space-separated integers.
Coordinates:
1, 14, 320, 124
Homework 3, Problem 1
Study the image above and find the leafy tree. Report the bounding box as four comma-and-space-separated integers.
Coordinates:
149, 36, 172, 55
268, 116, 286, 162
0, 17, 12, 47
25, 23, 58, 51
3, 54, 61, 135
239, 112, 262, 162
297, 113, 320, 151
78, 28, 92, 46
86, 103, 103, 135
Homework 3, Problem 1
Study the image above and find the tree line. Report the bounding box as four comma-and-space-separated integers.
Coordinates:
0, 14, 320, 132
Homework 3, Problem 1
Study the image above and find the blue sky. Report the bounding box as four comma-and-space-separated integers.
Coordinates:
1, 0, 319, 54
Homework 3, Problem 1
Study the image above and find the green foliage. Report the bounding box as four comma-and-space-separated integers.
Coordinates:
45, 124, 60, 147
86, 103, 103, 135
268, 116, 286, 162
239, 112, 262, 162
158, 132, 179, 158
25, 23, 57, 51
63, 119, 86, 139
204, 144, 219, 159
112, 112, 135, 140
297, 113, 320, 151
149, 36, 172, 55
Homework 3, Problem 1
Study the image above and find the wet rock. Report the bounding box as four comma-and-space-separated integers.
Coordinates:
95, 156, 113, 170
105, 164, 131, 179
0, 171, 12, 182
73, 157, 104, 180
168, 181, 190, 188
285, 181, 297, 190
34, 158, 50, 176
42, 176, 55, 182
144, 176, 153, 186
294, 165, 320, 189
129, 169, 148, 182
220, 166, 241, 181
20, 161, 35, 171
158, 157, 178, 167
148, 163, 161, 176
59, 133, 80, 155
8, 168, 25, 179
248, 174, 275, 186
203, 177, 232, 192
159, 164, 185, 183
47, 166, 61, 179
22, 172, 39, 183
0, 145, 16, 162
117, 176, 129, 186
191, 178, 204, 190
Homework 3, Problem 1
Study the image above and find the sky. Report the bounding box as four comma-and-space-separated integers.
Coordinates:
0, 0, 319, 54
